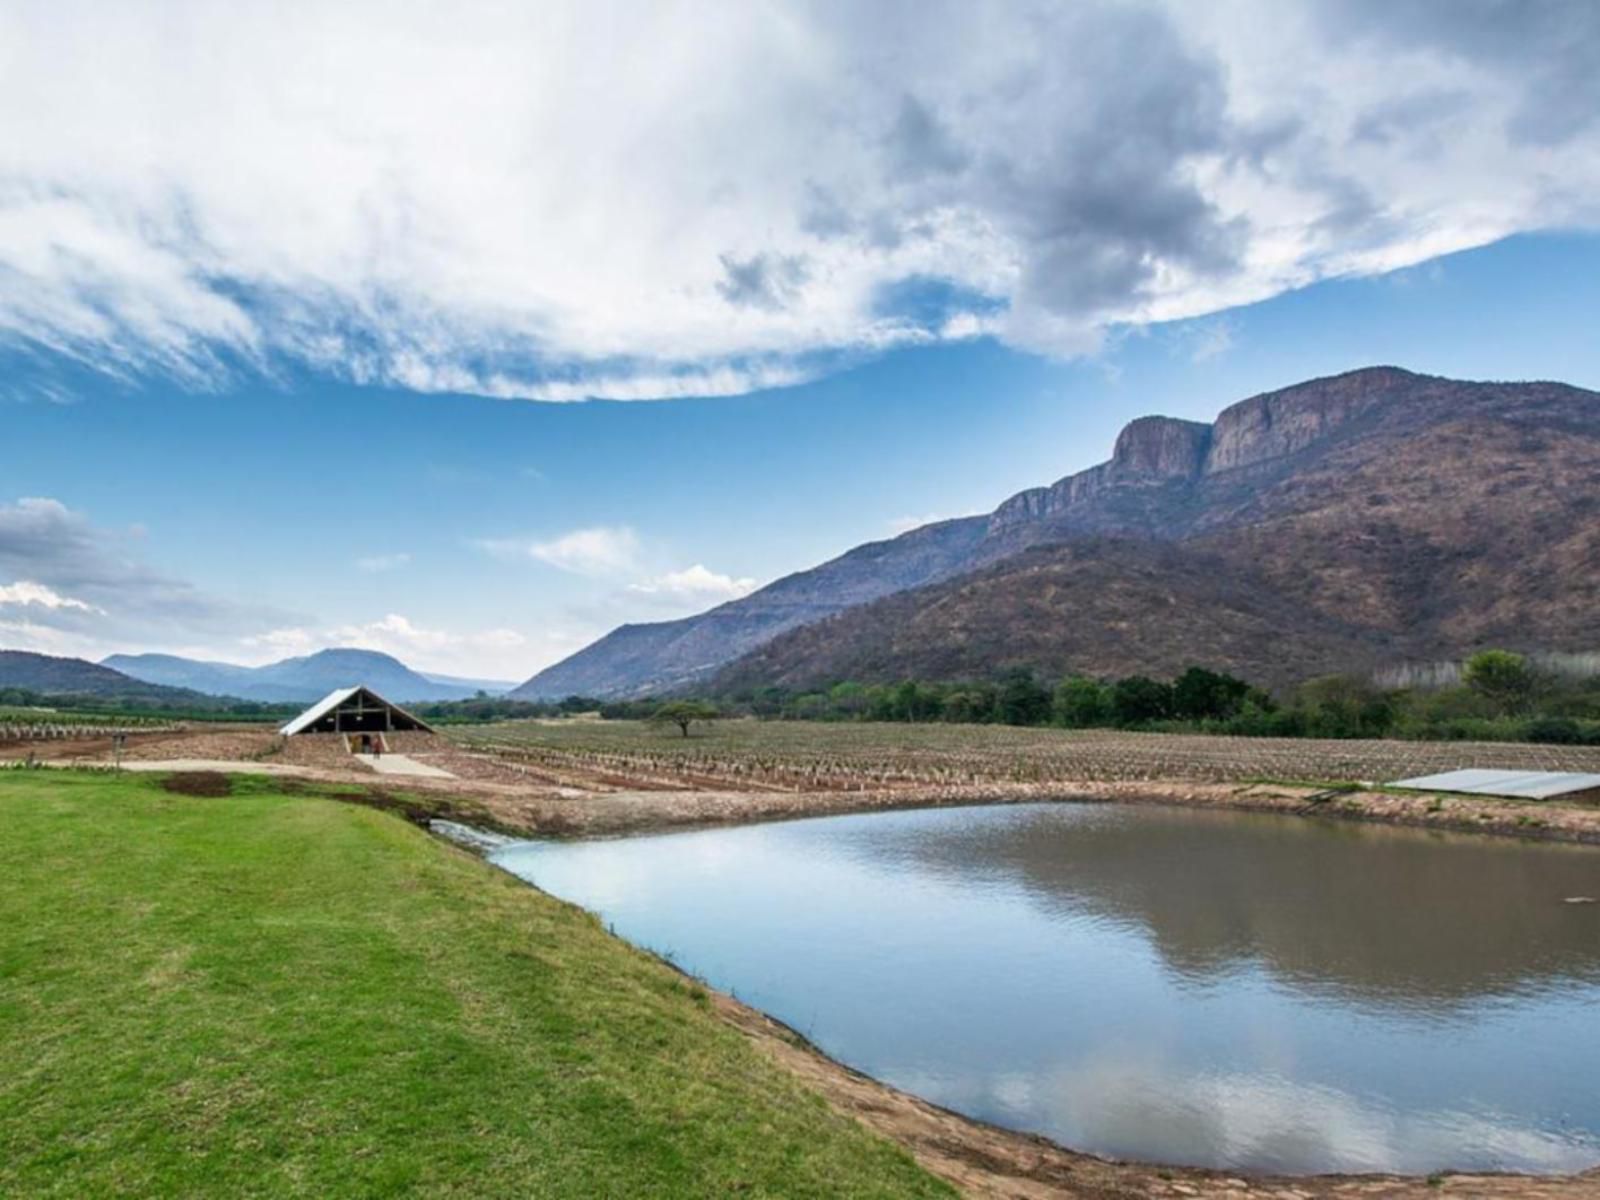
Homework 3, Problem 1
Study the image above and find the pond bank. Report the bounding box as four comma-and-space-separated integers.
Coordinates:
716, 983, 1600, 1200
450, 796, 1600, 1199
423, 774, 1600, 848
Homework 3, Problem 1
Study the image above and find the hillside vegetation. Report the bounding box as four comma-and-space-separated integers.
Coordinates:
0, 771, 947, 1199
516, 367, 1600, 698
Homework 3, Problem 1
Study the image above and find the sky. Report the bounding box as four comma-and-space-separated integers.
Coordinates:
2, 0, 1599, 682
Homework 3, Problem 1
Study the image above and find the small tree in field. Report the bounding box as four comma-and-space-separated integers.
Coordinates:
1463, 650, 1535, 715
650, 700, 720, 738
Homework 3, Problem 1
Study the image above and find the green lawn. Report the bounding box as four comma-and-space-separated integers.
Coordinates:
0, 770, 949, 1198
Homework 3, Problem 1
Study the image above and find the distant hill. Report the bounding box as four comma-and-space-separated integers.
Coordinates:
514, 366, 1600, 698
0, 651, 214, 705
416, 670, 520, 695
104, 648, 503, 703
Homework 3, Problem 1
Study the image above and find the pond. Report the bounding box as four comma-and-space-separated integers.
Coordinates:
490, 802, 1600, 1175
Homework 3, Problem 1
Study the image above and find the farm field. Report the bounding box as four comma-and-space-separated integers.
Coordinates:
0, 706, 178, 736
0, 770, 948, 1199
455, 718, 1600, 793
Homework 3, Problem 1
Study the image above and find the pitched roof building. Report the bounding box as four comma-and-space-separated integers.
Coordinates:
278, 686, 436, 736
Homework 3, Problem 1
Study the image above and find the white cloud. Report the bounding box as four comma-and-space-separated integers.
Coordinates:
354, 552, 410, 573
628, 564, 757, 602
242, 614, 535, 678
0, 579, 100, 612
0, 2, 1594, 399
0, 496, 280, 641
477, 526, 641, 577
0, 495, 578, 680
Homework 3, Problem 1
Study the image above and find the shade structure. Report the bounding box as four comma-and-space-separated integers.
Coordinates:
1388, 768, 1600, 802
278, 686, 436, 736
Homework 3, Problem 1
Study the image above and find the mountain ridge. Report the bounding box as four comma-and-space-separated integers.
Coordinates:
104, 648, 507, 703
0, 651, 214, 705
515, 366, 1600, 698
712, 369, 1600, 691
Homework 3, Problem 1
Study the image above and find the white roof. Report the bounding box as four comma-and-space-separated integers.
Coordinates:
279, 686, 361, 736
1388, 768, 1600, 800
277, 685, 435, 736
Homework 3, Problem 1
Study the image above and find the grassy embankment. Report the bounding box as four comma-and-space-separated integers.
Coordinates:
0, 770, 949, 1198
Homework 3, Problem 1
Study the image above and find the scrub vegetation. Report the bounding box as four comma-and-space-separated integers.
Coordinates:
601, 652, 1600, 745
0, 770, 948, 1199
459, 715, 1600, 794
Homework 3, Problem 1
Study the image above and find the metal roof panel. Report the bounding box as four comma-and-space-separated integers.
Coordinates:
1389, 768, 1600, 799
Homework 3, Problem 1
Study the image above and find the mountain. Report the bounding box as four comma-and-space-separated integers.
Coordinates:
514, 366, 1600, 698
0, 651, 213, 705
417, 671, 519, 694
100, 653, 265, 697
512, 517, 990, 698
713, 367, 1600, 691
104, 648, 499, 703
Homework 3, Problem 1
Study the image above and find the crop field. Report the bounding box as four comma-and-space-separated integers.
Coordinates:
456, 719, 1600, 792
0, 707, 178, 740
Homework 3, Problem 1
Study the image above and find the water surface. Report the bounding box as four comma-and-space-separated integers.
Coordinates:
491, 803, 1600, 1175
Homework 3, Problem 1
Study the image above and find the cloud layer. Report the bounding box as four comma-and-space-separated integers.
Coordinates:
629, 564, 757, 604
0, 496, 548, 676
2, 0, 1595, 400
0, 497, 269, 642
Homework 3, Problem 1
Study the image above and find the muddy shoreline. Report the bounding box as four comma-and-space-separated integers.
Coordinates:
436, 773, 1600, 849
714, 983, 1600, 1200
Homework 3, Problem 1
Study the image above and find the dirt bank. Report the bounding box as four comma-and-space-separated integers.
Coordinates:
715, 989, 1600, 1199
432, 776, 1600, 848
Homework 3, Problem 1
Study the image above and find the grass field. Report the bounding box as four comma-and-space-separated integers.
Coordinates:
456, 718, 1600, 791
0, 770, 949, 1198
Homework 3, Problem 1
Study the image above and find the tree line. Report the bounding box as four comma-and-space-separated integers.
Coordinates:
389, 649, 1600, 746
688, 651, 1600, 744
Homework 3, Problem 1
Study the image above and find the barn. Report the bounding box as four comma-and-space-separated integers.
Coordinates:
278, 686, 436, 738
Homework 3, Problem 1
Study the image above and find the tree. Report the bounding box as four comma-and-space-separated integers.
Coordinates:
1171, 667, 1251, 722
828, 681, 869, 718
649, 699, 720, 738
1294, 675, 1395, 738
1052, 676, 1108, 728
941, 686, 995, 725
997, 669, 1052, 726
1463, 649, 1535, 715
1110, 675, 1172, 726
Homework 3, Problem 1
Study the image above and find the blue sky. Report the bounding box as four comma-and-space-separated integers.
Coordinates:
5, 231, 1599, 680
1, 2, 1597, 680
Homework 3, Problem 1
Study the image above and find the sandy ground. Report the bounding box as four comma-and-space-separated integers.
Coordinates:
116, 758, 308, 776
356, 753, 457, 778
9, 725, 1600, 1198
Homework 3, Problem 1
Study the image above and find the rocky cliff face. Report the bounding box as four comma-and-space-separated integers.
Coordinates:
1204, 366, 1414, 472
989, 367, 1421, 534
990, 415, 1211, 530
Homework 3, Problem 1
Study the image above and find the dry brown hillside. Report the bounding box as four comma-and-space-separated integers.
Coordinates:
711, 368, 1600, 691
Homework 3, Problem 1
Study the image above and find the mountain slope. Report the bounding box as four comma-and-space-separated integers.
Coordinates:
511, 517, 988, 698
712, 368, 1600, 691
106, 648, 494, 703
517, 366, 1600, 698
0, 651, 214, 705
101, 654, 264, 697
